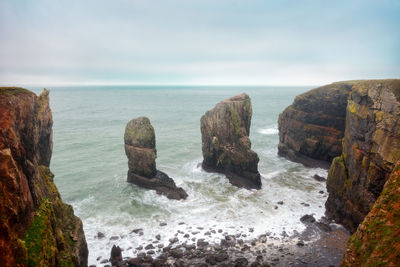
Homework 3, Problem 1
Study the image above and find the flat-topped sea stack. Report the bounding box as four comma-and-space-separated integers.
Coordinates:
124, 117, 188, 200
200, 93, 261, 189
278, 81, 354, 168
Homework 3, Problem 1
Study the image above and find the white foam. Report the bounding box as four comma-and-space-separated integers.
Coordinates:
258, 127, 279, 135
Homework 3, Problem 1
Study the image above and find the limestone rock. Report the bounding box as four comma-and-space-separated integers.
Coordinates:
0, 87, 88, 267
200, 93, 261, 189
124, 117, 188, 200
278, 81, 353, 168
326, 79, 400, 232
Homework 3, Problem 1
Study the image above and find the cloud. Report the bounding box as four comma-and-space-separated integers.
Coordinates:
0, 0, 399, 86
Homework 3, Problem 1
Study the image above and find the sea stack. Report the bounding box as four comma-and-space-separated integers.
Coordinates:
124, 117, 188, 200
200, 93, 261, 189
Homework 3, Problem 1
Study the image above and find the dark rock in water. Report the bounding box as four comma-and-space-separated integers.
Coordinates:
277, 201, 284, 205
300, 214, 316, 224
160, 222, 167, 226
109, 235, 119, 241
110, 245, 122, 266
296, 240, 305, 247
131, 228, 143, 234
313, 174, 326, 182
125, 116, 188, 200
200, 93, 261, 189
97, 232, 105, 239
145, 244, 155, 250
278, 82, 353, 168
155, 234, 161, 240
319, 190, 324, 194
170, 248, 184, 258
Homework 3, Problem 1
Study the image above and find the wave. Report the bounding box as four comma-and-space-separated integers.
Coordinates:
258, 127, 279, 135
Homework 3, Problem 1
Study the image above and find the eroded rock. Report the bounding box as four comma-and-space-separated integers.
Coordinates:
124, 117, 188, 200
200, 93, 261, 189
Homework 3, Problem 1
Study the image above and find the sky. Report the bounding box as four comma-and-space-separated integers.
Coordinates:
0, 0, 399, 86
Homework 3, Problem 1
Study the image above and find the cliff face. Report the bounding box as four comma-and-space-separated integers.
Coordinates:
326, 80, 400, 232
278, 82, 353, 168
0, 87, 88, 267
341, 161, 400, 266
201, 93, 261, 189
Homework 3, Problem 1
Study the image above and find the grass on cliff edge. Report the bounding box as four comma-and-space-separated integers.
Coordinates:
0, 87, 33, 95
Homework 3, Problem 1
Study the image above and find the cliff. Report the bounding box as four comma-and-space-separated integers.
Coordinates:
0, 87, 88, 267
341, 161, 400, 266
278, 81, 353, 168
326, 80, 400, 232
200, 93, 261, 189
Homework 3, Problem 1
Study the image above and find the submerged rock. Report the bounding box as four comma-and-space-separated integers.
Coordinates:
200, 93, 261, 189
124, 116, 188, 199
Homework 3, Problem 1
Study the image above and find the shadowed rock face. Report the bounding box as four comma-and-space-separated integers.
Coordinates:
278, 82, 353, 168
0, 87, 88, 267
326, 80, 400, 233
124, 117, 188, 200
200, 93, 261, 189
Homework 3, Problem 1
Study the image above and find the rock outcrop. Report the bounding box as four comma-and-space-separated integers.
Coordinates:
124, 117, 188, 200
0, 87, 88, 267
200, 93, 261, 189
341, 160, 400, 266
278, 82, 353, 168
326, 80, 400, 232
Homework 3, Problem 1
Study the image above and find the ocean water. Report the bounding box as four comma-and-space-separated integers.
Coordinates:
31, 86, 328, 265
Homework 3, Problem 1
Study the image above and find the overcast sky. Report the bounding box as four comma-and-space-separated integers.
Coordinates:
1, 0, 399, 86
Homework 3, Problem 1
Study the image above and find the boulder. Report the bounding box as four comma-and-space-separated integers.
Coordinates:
124, 117, 188, 200
200, 93, 261, 189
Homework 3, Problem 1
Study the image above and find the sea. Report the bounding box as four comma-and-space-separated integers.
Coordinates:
30, 85, 328, 265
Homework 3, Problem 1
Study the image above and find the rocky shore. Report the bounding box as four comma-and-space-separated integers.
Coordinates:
92, 215, 348, 267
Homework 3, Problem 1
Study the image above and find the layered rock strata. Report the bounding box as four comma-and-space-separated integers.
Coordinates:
341, 160, 400, 266
200, 93, 261, 189
326, 80, 400, 232
124, 117, 188, 200
0, 87, 88, 267
278, 82, 353, 168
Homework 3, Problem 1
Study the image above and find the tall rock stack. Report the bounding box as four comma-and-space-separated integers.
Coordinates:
0, 87, 88, 267
200, 93, 261, 189
124, 117, 188, 200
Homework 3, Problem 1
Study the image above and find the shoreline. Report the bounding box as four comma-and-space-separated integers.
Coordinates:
93, 216, 349, 267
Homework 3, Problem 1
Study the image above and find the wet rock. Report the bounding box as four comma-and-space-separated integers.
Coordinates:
277, 201, 284, 205
97, 232, 105, 239
160, 222, 167, 226
125, 117, 188, 200
319, 190, 324, 194
155, 234, 161, 240
184, 233, 190, 238
296, 240, 305, 247
110, 245, 122, 266
109, 236, 119, 241
145, 244, 155, 250
100, 259, 109, 264
300, 214, 316, 224
249, 227, 254, 232
147, 250, 155, 255
300, 202, 310, 207
179, 222, 185, 225
157, 244, 164, 248
169, 248, 184, 258
169, 237, 179, 243
215, 251, 228, 262
197, 239, 209, 247
313, 174, 326, 182
136, 245, 143, 250
205, 254, 217, 265
163, 246, 171, 252
235, 257, 249, 266
200, 93, 261, 189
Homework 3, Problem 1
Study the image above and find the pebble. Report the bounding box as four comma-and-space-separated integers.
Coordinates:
160, 222, 167, 226
97, 232, 105, 239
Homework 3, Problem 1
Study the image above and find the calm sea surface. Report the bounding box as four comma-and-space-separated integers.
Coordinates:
30, 86, 328, 264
